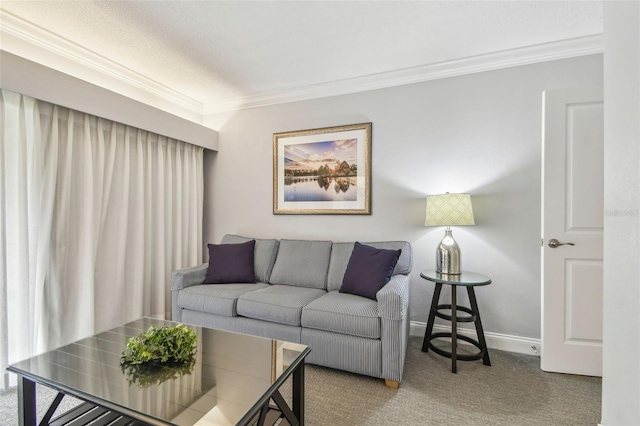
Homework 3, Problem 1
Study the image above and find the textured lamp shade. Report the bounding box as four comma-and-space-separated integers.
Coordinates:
425, 193, 475, 226
425, 193, 475, 275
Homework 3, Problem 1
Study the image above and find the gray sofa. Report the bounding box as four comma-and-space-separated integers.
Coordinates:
171, 234, 412, 387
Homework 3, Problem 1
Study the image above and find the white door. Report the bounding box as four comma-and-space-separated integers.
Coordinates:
541, 87, 603, 376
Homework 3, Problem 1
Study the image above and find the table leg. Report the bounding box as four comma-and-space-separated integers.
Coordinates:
467, 287, 491, 366
293, 359, 305, 425
271, 391, 297, 425
256, 403, 269, 425
422, 283, 443, 352
451, 285, 458, 373
17, 376, 37, 426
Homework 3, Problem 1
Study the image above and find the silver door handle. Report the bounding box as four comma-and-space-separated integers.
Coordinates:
548, 238, 575, 248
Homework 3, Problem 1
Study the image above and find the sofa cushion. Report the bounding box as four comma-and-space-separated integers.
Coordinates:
237, 285, 326, 326
339, 242, 401, 300
327, 241, 412, 292
178, 283, 270, 317
221, 234, 280, 283
268, 239, 332, 289
301, 291, 381, 338
205, 240, 256, 283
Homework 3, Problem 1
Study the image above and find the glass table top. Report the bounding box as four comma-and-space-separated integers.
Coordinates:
8, 317, 310, 426
420, 269, 492, 286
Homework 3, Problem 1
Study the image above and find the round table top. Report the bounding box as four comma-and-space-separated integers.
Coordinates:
420, 269, 492, 286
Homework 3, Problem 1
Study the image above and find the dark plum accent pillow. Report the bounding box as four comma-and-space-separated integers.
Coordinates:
339, 242, 402, 300
204, 240, 256, 284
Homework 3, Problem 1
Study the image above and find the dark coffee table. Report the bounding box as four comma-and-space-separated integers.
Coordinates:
8, 317, 310, 425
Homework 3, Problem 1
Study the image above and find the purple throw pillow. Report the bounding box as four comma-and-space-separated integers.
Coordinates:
205, 240, 256, 284
339, 242, 402, 300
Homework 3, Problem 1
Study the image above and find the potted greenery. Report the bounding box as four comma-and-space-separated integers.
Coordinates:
120, 324, 197, 387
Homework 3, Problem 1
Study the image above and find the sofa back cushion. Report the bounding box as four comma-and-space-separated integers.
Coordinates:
327, 241, 412, 292
269, 239, 332, 289
221, 234, 280, 283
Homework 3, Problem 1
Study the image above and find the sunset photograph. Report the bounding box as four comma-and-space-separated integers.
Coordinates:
283, 139, 359, 202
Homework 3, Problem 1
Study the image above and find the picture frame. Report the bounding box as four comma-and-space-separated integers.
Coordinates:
273, 122, 372, 215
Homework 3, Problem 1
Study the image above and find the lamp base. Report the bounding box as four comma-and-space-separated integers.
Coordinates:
436, 229, 461, 275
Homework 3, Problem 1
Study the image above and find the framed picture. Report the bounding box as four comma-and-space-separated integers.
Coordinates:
273, 122, 372, 215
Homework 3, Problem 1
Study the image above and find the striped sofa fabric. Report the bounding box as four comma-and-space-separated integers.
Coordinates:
171, 235, 412, 387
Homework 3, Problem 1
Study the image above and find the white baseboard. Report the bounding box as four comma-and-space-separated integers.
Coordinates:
410, 321, 541, 357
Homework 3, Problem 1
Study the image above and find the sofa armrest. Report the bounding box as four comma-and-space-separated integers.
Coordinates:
171, 263, 208, 291
377, 274, 410, 320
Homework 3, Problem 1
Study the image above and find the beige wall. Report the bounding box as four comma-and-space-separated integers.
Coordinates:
203, 55, 603, 342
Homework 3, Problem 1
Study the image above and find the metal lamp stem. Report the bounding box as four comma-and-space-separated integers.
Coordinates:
436, 228, 461, 275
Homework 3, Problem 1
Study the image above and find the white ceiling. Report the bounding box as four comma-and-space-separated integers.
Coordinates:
0, 1, 603, 117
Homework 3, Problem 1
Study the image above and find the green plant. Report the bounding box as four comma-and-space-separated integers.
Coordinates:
120, 324, 197, 388
120, 324, 197, 365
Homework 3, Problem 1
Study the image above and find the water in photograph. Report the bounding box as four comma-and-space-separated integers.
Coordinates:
284, 176, 357, 202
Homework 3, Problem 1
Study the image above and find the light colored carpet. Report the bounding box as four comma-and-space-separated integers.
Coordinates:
0, 383, 82, 426
0, 336, 601, 425
289, 336, 601, 425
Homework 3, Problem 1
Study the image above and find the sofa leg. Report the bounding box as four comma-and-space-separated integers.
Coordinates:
384, 379, 400, 389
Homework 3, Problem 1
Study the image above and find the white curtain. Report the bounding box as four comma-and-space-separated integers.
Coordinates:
0, 90, 203, 389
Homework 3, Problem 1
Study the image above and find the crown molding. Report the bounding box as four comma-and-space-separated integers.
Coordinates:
202, 34, 603, 115
0, 10, 203, 117
1, 10, 602, 118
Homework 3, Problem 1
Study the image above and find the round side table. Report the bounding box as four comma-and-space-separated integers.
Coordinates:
420, 269, 492, 373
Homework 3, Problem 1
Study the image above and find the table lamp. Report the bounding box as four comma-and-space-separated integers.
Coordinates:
425, 193, 475, 275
